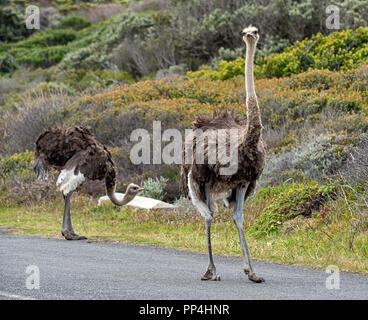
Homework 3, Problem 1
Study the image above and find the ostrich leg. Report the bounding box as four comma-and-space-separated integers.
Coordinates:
233, 186, 264, 283
201, 185, 220, 281
61, 191, 87, 240
201, 216, 221, 281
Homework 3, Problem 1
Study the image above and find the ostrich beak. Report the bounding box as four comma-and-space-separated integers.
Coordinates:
138, 187, 144, 192
246, 33, 256, 39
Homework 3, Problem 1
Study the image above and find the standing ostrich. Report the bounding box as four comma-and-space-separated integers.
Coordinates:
181, 26, 265, 283
33, 126, 144, 240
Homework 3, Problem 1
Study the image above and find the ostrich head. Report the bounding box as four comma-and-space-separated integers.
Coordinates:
119, 183, 144, 205
242, 25, 259, 45
106, 180, 144, 206
126, 183, 144, 196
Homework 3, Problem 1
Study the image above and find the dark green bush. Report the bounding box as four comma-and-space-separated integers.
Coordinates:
250, 182, 337, 237
258, 27, 368, 78
0, 5, 31, 43
3, 1, 368, 78
57, 15, 92, 31
17, 46, 70, 68
13, 29, 78, 48
0, 29, 78, 70
0, 54, 17, 73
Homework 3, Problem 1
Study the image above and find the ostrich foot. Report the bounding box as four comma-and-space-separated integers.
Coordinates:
61, 229, 87, 240
201, 269, 221, 281
244, 269, 264, 283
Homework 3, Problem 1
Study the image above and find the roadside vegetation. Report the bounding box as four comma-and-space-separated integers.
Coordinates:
0, 0, 367, 273
0, 184, 367, 274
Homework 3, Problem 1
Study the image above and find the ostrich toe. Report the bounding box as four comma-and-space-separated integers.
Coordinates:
247, 273, 265, 283
61, 230, 87, 240
201, 269, 221, 281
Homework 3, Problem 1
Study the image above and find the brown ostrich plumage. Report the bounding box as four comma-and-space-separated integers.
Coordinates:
33, 126, 143, 240
34, 126, 116, 185
180, 25, 266, 283
181, 109, 265, 204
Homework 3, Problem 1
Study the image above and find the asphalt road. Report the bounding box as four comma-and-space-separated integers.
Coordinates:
0, 232, 367, 300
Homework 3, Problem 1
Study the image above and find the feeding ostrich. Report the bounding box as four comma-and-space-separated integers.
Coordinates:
33, 126, 144, 240
181, 26, 265, 283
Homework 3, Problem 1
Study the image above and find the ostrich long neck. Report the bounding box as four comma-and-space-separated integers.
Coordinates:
105, 170, 135, 206
245, 42, 256, 97
107, 186, 135, 206
244, 41, 262, 143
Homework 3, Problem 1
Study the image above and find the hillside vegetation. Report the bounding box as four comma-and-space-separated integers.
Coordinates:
0, 0, 367, 272
2, 0, 368, 77
189, 27, 368, 79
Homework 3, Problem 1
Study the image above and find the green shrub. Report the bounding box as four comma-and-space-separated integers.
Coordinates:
0, 29, 79, 71
0, 151, 34, 184
57, 15, 92, 31
190, 27, 368, 80
258, 27, 368, 78
57, 11, 157, 73
17, 46, 70, 68
0, 5, 31, 43
52, 0, 79, 11
6, 29, 78, 49
140, 176, 168, 200
3, 1, 368, 79
257, 35, 291, 58
187, 58, 246, 80
216, 47, 243, 62
50, 0, 130, 11
186, 67, 219, 80
250, 182, 337, 238
0, 54, 16, 73
252, 184, 291, 205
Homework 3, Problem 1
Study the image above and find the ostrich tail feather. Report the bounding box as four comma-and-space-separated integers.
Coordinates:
33, 158, 48, 180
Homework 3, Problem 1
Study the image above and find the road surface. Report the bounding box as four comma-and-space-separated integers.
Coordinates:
0, 232, 367, 300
